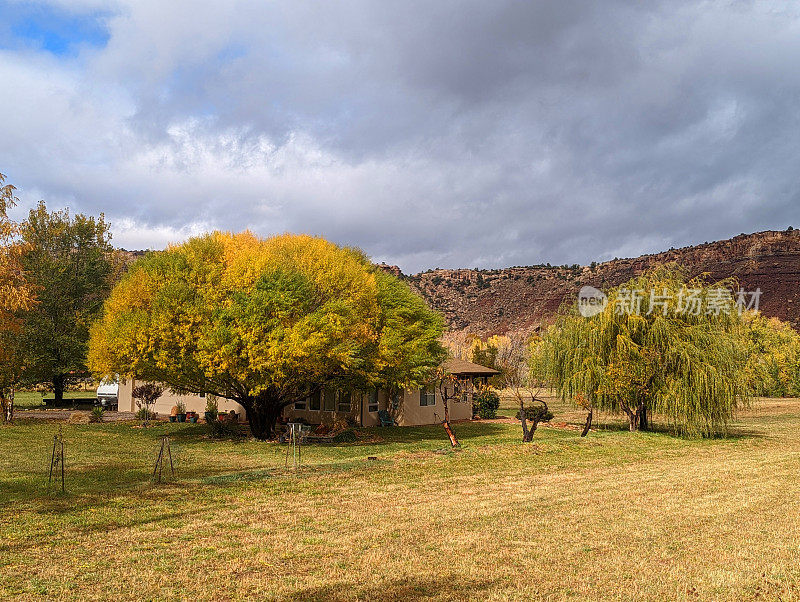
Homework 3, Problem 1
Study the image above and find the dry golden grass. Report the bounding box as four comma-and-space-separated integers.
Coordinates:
2, 398, 800, 600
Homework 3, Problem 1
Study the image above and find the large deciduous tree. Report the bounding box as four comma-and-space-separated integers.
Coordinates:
18, 202, 113, 403
0, 174, 34, 422
89, 232, 446, 439
534, 265, 749, 437
741, 313, 800, 398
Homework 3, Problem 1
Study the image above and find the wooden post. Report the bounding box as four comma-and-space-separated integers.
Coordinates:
48, 428, 65, 493
152, 435, 175, 483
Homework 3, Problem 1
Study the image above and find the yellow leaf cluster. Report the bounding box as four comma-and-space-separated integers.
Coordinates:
89, 232, 444, 401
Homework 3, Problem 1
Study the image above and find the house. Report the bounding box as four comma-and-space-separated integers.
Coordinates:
116, 358, 499, 427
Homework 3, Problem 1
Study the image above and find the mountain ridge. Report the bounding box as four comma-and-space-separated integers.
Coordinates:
380, 228, 800, 335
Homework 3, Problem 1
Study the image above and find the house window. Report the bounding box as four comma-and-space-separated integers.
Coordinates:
309, 390, 321, 411
294, 398, 307, 410
337, 391, 352, 412
420, 388, 436, 407
367, 389, 379, 413
323, 388, 336, 412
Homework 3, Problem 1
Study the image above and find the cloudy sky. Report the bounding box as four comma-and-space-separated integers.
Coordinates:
1, 1, 798, 272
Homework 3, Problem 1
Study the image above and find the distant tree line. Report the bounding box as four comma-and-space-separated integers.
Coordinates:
1, 174, 117, 419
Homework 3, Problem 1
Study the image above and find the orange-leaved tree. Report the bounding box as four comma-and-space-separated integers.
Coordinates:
0, 174, 35, 422
88, 232, 445, 439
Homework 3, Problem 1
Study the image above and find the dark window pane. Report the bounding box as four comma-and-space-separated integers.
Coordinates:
368, 388, 379, 412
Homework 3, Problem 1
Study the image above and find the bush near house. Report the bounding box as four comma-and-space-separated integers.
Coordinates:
473, 386, 500, 419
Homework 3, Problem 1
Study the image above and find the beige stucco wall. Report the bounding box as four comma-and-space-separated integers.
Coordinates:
119, 380, 474, 427
393, 387, 473, 426
282, 386, 473, 427
118, 379, 245, 417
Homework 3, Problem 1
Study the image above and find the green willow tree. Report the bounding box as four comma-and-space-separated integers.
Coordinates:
89, 232, 446, 439
19, 202, 113, 403
534, 265, 749, 437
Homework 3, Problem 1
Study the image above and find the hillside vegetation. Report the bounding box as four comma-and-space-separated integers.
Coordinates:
388, 229, 800, 335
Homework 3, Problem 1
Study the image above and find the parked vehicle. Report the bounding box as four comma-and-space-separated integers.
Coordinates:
96, 378, 119, 409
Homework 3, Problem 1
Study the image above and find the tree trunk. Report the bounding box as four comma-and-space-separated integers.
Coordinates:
524, 420, 538, 442
53, 375, 65, 404
241, 391, 285, 440
626, 408, 638, 431
519, 399, 531, 442
0, 391, 13, 424
580, 409, 592, 437
443, 400, 459, 447
639, 404, 648, 431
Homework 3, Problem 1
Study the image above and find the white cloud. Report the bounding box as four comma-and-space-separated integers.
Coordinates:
1, 0, 800, 272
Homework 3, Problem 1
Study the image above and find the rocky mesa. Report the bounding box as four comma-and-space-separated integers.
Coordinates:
383, 229, 800, 336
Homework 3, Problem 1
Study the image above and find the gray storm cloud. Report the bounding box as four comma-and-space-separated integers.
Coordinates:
1, 0, 798, 272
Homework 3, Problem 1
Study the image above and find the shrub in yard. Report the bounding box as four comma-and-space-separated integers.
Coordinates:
204, 397, 219, 421
132, 383, 163, 424
473, 387, 500, 419
135, 407, 156, 421
89, 406, 105, 423
331, 429, 358, 443
208, 417, 241, 439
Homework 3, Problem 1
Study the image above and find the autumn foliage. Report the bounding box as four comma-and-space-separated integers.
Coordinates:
0, 174, 34, 422
89, 232, 445, 439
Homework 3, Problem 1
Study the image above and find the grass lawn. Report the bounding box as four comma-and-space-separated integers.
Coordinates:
2, 399, 800, 600
14, 390, 98, 409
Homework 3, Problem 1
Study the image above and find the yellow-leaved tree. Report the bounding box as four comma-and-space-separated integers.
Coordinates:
0, 173, 34, 422
742, 313, 800, 397
89, 232, 446, 439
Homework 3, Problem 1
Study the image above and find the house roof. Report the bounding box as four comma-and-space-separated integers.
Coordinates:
442, 358, 500, 377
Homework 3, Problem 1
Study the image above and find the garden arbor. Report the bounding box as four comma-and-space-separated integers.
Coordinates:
89, 232, 446, 439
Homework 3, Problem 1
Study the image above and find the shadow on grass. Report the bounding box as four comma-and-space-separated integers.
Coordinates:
0, 485, 232, 555
285, 575, 500, 601
356, 421, 508, 444
153, 420, 511, 448
571, 416, 765, 441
